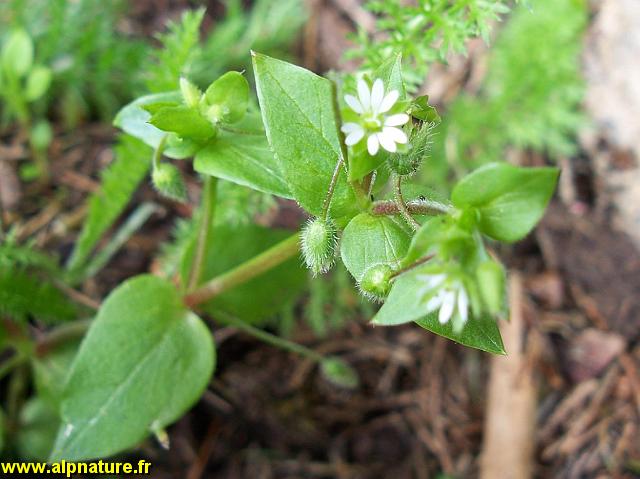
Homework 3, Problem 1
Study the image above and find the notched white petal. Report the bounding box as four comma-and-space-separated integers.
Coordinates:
344, 95, 364, 114
378, 131, 398, 153
379, 90, 399, 113
384, 113, 410, 127
370, 79, 385, 113
341, 122, 361, 133
425, 294, 443, 313
345, 128, 365, 146
457, 287, 469, 323
438, 290, 455, 324
357, 79, 371, 110
367, 134, 380, 155
383, 126, 408, 144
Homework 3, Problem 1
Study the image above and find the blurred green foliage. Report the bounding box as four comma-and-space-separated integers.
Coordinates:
426, 0, 587, 187
0, 0, 147, 127
0, 0, 305, 127
348, 0, 516, 90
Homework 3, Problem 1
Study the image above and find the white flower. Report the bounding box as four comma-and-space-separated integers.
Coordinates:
418, 273, 470, 329
341, 78, 409, 155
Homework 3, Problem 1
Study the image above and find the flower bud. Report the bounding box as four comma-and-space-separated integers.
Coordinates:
320, 357, 359, 389
476, 259, 505, 315
388, 123, 432, 176
301, 218, 337, 275
152, 163, 188, 202
358, 263, 394, 301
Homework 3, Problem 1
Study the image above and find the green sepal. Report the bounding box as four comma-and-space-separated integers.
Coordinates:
203, 71, 249, 124
148, 105, 217, 141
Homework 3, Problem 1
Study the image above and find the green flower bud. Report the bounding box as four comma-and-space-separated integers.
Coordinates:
320, 357, 359, 389
179, 77, 202, 108
387, 123, 433, 176
152, 163, 188, 202
476, 259, 505, 315
358, 263, 394, 301
301, 218, 337, 275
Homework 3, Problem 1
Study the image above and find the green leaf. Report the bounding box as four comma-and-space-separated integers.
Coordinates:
340, 213, 411, 282
50, 275, 215, 461
32, 341, 80, 409
194, 114, 291, 198
16, 398, 59, 461
182, 224, 306, 324
0, 269, 76, 324
372, 267, 505, 354
114, 92, 197, 159
451, 163, 559, 242
25, 65, 52, 101
203, 71, 249, 124
148, 105, 216, 140
401, 216, 461, 267
2, 29, 33, 77
140, 101, 181, 115
409, 95, 441, 123
67, 136, 151, 272
252, 52, 356, 222
373, 53, 405, 99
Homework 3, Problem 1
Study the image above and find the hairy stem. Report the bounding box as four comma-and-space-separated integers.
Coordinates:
35, 318, 92, 356
152, 134, 169, 170
184, 233, 300, 308
321, 157, 344, 221
393, 175, 420, 231
214, 313, 324, 362
371, 198, 452, 217
0, 353, 26, 382
390, 254, 435, 280
187, 176, 218, 291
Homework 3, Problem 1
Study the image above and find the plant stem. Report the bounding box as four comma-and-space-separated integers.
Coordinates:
390, 254, 435, 280
393, 175, 420, 231
152, 134, 169, 170
371, 198, 452, 217
184, 232, 300, 308
35, 318, 92, 356
187, 176, 218, 291
0, 353, 26, 382
321, 157, 344, 221
80, 202, 158, 282
214, 313, 324, 362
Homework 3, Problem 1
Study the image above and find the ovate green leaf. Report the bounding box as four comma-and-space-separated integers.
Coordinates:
373, 53, 405, 99
50, 275, 215, 461
114, 92, 196, 159
25, 66, 52, 101
340, 213, 411, 282
194, 113, 291, 197
252, 52, 356, 222
452, 163, 559, 242
2, 29, 33, 77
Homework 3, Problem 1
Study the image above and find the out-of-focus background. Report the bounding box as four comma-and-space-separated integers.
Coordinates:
1, 0, 639, 477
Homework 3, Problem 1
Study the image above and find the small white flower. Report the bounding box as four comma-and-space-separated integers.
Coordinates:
418, 273, 470, 329
341, 78, 409, 155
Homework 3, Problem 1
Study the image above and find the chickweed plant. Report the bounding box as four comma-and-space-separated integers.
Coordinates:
0, 2, 560, 462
